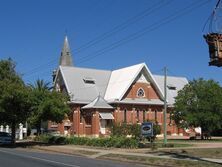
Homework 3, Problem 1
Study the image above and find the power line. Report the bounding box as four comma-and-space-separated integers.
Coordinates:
24, 0, 210, 79
75, 0, 210, 64
23, 0, 173, 77
73, 0, 173, 54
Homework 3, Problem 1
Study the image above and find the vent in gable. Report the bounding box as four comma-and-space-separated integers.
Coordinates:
83, 78, 95, 84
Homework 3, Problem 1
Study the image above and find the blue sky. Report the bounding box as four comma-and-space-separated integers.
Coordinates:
0, 0, 221, 85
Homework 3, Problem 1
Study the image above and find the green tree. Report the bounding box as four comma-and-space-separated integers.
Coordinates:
0, 59, 33, 143
172, 78, 222, 139
29, 79, 70, 135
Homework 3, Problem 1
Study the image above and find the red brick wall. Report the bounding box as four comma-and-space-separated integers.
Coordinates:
123, 82, 160, 100
48, 103, 187, 137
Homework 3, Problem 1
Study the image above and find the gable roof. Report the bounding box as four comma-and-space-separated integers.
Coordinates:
104, 63, 164, 101
59, 66, 111, 103
153, 75, 188, 106
56, 63, 187, 106
82, 95, 113, 109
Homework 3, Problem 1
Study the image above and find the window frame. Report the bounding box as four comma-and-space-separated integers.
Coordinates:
137, 87, 145, 97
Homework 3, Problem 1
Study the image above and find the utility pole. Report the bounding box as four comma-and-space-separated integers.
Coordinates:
164, 67, 167, 145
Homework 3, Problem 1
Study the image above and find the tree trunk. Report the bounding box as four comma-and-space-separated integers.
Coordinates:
11, 121, 16, 145
36, 121, 41, 136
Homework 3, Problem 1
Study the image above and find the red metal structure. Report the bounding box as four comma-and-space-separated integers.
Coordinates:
203, 0, 222, 67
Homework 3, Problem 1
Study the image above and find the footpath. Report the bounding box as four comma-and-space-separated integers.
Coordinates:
30, 143, 222, 165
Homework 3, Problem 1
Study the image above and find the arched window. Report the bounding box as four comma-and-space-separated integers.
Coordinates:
137, 88, 145, 97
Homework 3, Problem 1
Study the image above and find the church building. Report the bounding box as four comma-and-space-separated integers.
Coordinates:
48, 36, 189, 137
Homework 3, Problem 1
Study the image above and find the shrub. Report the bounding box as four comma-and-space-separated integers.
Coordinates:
36, 135, 139, 148
112, 123, 141, 139
55, 137, 66, 145
34, 134, 51, 143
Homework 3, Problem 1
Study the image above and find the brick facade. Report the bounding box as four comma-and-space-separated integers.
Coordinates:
48, 81, 186, 137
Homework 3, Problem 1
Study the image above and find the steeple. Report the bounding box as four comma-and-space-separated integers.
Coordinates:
59, 36, 73, 66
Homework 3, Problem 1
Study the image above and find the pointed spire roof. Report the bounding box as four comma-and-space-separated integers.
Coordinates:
81, 95, 113, 109
59, 36, 73, 66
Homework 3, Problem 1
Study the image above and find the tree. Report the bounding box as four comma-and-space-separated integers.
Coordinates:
29, 79, 51, 91
172, 78, 222, 139
0, 59, 33, 143
29, 79, 70, 135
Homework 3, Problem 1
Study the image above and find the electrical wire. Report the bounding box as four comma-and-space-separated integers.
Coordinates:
23, 0, 173, 77
23, 0, 210, 80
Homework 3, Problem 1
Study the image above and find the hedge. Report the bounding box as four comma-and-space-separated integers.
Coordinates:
35, 135, 139, 148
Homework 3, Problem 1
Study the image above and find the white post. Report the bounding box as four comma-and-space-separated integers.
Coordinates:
19, 123, 23, 140
0, 125, 3, 132
5, 125, 9, 133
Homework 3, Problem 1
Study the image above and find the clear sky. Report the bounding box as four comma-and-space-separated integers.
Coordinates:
0, 0, 221, 85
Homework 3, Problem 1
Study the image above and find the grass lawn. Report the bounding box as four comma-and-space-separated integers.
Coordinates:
149, 148, 222, 159
100, 154, 222, 167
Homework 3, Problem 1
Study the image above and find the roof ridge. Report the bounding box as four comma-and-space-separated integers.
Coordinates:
60, 65, 111, 72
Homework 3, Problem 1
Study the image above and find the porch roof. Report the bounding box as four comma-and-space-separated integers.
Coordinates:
81, 95, 114, 109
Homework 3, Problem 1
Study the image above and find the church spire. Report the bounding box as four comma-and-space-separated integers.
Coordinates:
59, 36, 73, 66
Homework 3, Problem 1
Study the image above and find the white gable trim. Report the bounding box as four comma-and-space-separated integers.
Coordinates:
118, 63, 164, 101
57, 66, 71, 96
118, 63, 144, 100
143, 64, 164, 100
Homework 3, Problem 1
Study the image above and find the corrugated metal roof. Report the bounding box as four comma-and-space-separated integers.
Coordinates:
110, 98, 164, 105
82, 95, 113, 109
104, 63, 164, 101
60, 66, 111, 102
58, 63, 188, 106
153, 75, 188, 106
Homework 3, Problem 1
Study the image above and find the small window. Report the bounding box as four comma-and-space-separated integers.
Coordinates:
83, 78, 95, 84
137, 88, 145, 97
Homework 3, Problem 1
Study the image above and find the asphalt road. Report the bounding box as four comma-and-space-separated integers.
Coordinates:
0, 147, 144, 167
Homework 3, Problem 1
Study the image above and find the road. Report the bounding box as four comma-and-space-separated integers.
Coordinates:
0, 147, 144, 167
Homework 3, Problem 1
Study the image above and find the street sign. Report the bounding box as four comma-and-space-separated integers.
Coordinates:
141, 122, 153, 137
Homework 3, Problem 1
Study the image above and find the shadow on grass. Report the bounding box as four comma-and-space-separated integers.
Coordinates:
155, 150, 222, 165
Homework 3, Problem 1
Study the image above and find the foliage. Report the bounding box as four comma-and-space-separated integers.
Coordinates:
172, 78, 222, 136
35, 135, 139, 148
29, 79, 70, 134
112, 122, 161, 142
0, 59, 33, 143
112, 123, 141, 139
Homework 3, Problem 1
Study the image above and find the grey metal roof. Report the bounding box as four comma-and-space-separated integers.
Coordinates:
60, 66, 111, 102
59, 36, 73, 66
82, 95, 113, 109
153, 75, 188, 106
